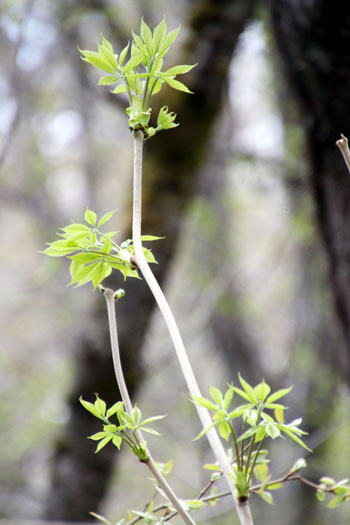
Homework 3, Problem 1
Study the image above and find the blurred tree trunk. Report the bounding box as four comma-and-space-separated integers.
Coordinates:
44, 0, 256, 520
270, 0, 350, 373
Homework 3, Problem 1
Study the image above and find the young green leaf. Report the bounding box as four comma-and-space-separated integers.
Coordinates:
290, 458, 307, 473
68, 262, 96, 287
141, 19, 153, 54
98, 209, 117, 227
162, 77, 193, 94
265, 422, 281, 439
274, 406, 285, 424
266, 386, 293, 404
193, 421, 218, 441
140, 427, 161, 436
279, 427, 312, 452
131, 406, 142, 426
224, 386, 234, 410
88, 431, 109, 441
111, 84, 128, 94
69, 253, 100, 264
158, 26, 180, 55
42, 244, 78, 257
209, 385, 223, 406
258, 491, 274, 505
98, 75, 119, 85
84, 208, 97, 226
124, 53, 143, 72
119, 42, 130, 66
101, 35, 114, 53
89, 512, 111, 525
186, 500, 206, 510
152, 18, 167, 52
267, 482, 283, 490
95, 435, 113, 453
61, 223, 91, 233
94, 396, 107, 418
138, 414, 167, 426
112, 435, 122, 449
238, 374, 258, 404
132, 32, 148, 59
254, 463, 269, 482
80, 396, 105, 420
91, 261, 111, 288
254, 380, 271, 402
106, 401, 124, 418
320, 477, 336, 485
218, 421, 231, 441
141, 235, 165, 241
231, 387, 253, 403
316, 490, 326, 502
163, 64, 196, 76
191, 395, 218, 411
203, 463, 221, 471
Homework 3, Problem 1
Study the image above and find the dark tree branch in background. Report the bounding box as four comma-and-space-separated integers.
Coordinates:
271, 0, 350, 371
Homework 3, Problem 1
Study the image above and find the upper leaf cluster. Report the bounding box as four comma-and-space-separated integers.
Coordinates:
79, 19, 196, 137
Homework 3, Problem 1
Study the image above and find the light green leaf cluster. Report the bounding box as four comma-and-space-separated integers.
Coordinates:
192, 376, 308, 449
80, 395, 166, 461
191, 375, 311, 501
42, 208, 160, 289
79, 19, 196, 137
316, 476, 350, 508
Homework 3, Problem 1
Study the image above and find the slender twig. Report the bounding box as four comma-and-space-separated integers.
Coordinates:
229, 421, 242, 471
103, 287, 196, 525
164, 472, 343, 523
247, 439, 265, 486
336, 134, 350, 175
240, 419, 247, 467
131, 130, 254, 525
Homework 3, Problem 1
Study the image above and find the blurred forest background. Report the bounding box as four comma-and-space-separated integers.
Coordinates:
0, 0, 349, 524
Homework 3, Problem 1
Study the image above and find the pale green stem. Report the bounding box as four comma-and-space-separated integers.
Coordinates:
247, 439, 265, 485
228, 420, 242, 471
132, 131, 254, 525
103, 288, 196, 525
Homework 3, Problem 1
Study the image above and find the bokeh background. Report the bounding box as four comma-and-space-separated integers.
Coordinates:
0, 1, 349, 524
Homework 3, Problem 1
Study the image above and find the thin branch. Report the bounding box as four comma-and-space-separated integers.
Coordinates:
131, 131, 254, 525
336, 134, 350, 175
103, 288, 196, 525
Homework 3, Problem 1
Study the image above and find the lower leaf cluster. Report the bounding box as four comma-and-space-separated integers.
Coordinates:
80, 395, 166, 461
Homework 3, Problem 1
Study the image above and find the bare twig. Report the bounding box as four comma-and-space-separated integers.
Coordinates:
103, 288, 196, 525
336, 134, 350, 175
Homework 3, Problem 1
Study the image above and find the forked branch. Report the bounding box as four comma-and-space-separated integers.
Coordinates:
103, 287, 197, 525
